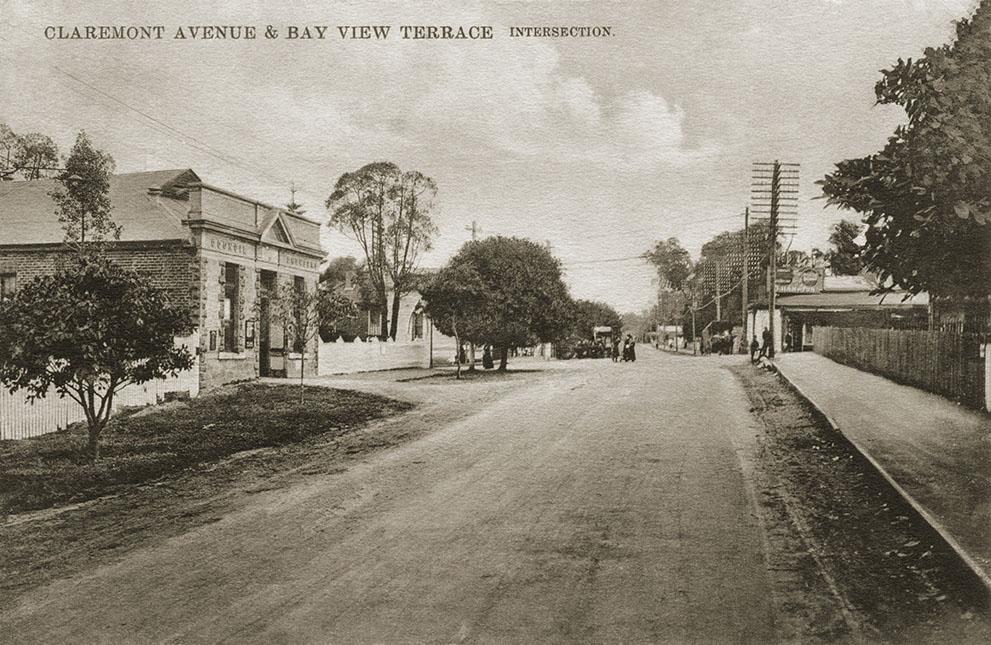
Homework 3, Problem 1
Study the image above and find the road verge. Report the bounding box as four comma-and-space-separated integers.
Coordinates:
770, 359, 991, 607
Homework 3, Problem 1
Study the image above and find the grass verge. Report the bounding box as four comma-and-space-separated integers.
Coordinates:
0, 383, 413, 516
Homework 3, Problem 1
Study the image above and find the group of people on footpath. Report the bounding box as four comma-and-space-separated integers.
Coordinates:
749, 327, 773, 364
611, 334, 637, 362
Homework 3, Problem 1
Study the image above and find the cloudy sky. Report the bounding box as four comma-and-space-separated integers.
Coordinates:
1, 0, 977, 312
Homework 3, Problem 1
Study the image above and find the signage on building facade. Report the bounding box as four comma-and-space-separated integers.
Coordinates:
279, 250, 319, 271
777, 267, 824, 294
203, 232, 254, 260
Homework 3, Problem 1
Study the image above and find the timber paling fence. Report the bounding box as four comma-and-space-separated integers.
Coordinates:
0, 389, 84, 441
814, 326, 987, 409
1, 363, 200, 441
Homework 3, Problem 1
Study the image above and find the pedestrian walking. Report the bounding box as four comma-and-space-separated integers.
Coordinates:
758, 327, 772, 360
611, 338, 620, 362
482, 345, 494, 369
749, 335, 760, 364
622, 334, 637, 362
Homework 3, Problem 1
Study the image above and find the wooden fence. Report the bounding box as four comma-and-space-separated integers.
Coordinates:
813, 327, 987, 409
1, 359, 200, 441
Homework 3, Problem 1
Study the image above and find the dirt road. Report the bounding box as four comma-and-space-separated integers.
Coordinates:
2, 352, 779, 643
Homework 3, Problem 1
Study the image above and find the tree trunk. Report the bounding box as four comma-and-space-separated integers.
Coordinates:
88, 424, 101, 462
299, 354, 305, 405
452, 320, 461, 380
379, 298, 389, 338
389, 289, 402, 340
498, 345, 509, 371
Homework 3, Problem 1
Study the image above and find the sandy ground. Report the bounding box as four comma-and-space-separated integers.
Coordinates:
2, 351, 987, 643
2, 352, 776, 643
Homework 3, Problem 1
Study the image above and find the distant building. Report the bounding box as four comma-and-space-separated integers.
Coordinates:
0, 169, 324, 393
748, 271, 930, 353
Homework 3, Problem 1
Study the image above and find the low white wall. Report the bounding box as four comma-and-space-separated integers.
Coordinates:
318, 337, 430, 375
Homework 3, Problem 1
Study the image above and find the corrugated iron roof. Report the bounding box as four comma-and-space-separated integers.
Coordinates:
0, 169, 198, 245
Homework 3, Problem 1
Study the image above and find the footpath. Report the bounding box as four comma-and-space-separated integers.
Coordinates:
774, 352, 991, 593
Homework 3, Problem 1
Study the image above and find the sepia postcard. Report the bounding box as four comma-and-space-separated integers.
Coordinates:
1, 1, 989, 643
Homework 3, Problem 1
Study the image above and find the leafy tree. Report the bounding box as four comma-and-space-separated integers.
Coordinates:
0, 131, 197, 461
326, 162, 438, 340
645, 237, 692, 291
423, 237, 572, 371
0, 123, 60, 181
818, 1, 991, 297
51, 131, 118, 250
271, 282, 356, 402
826, 219, 864, 276
0, 256, 194, 460
320, 255, 360, 288
569, 299, 623, 340
326, 162, 395, 337
386, 170, 438, 340
419, 262, 484, 379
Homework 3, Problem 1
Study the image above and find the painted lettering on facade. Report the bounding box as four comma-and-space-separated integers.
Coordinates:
203, 233, 253, 259
279, 250, 319, 271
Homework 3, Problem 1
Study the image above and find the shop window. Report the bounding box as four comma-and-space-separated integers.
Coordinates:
223, 263, 240, 352
0, 273, 16, 302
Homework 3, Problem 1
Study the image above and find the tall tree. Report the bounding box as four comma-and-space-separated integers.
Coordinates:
422, 237, 572, 371
645, 237, 692, 291
326, 162, 438, 339
818, 1, 991, 297
826, 219, 864, 276
0, 123, 60, 181
51, 131, 118, 252
386, 170, 438, 339
326, 162, 396, 338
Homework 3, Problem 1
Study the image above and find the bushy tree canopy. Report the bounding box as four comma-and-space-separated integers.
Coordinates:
569, 299, 623, 340
422, 236, 572, 369
645, 237, 692, 291
826, 219, 864, 276
819, 1, 991, 296
0, 256, 194, 459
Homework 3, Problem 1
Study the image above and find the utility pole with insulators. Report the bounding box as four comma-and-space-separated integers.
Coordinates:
751, 160, 799, 359
741, 206, 749, 348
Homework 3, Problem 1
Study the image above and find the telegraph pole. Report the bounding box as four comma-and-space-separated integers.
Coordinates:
714, 260, 722, 321
741, 206, 749, 347
464, 220, 481, 369
465, 220, 480, 241
752, 161, 799, 360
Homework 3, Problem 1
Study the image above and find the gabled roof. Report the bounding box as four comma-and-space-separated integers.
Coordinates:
0, 169, 199, 245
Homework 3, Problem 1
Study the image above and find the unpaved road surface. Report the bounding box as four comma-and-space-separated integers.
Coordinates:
2, 352, 776, 643
2, 351, 985, 643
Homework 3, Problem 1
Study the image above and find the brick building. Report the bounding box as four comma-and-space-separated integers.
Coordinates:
0, 169, 324, 392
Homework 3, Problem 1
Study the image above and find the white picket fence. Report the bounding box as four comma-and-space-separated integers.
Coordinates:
318, 336, 430, 375
0, 360, 199, 441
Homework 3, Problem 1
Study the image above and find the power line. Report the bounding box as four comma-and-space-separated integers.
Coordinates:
54, 67, 295, 189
